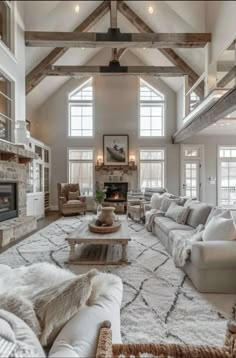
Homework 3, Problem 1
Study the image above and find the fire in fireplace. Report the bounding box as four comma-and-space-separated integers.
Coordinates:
0, 183, 17, 222
104, 182, 128, 202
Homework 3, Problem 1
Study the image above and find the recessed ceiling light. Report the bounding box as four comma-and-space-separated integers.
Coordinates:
213, 123, 217, 126
220, 123, 224, 126
81, 47, 85, 50
75, 4, 80, 13
148, 6, 154, 14
143, 47, 146, 50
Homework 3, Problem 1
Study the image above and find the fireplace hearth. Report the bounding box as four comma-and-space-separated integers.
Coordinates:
104, 182, 128, 202
0, 182, 17, 222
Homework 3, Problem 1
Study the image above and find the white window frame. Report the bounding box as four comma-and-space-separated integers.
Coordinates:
139, 78, 165, 138
217, 145, 236, 209
0, 68, 14, 142
67, 77, 94, 137
67, 147, 94, 197
0, 1, 16, 57
139, 147, 166, 191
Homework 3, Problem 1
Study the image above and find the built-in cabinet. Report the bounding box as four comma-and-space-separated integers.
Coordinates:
26, 137, 51, 220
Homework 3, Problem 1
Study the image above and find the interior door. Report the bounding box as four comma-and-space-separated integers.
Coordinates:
182, 160, 200, 199
181, 145, 204, 201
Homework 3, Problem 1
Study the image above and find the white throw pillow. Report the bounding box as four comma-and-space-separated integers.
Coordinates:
202, 216, 236, 241
205, 207, 232, 226
150, 194, 163, 210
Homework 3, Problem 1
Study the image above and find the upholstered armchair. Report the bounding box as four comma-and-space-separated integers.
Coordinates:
57, 183, 87, 216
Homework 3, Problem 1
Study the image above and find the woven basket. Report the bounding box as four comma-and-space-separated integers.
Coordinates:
88, 220, 121, 234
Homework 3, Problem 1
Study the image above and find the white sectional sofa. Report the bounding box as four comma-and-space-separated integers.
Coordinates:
146, 195, 236, 294
0, 264, 123, 357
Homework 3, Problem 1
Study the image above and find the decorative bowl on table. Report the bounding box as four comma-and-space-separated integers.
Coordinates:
88, 219, 121, 234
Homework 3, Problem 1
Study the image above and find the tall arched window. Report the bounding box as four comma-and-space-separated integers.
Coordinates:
139, 78, 165, 137
68, 77, 93, 137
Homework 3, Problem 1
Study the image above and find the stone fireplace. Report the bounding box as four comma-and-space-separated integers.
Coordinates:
0, 182, 17, 222
0, 140, 37, 249
104, 182, 128, 202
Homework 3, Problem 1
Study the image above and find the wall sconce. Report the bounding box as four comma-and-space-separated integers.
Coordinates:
97, 155, 103, 166
129, 155, 136, 166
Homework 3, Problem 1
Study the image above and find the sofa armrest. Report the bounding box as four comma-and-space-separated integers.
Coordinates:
144, 204, 151, 212
191, 241, 236, 269
78, 196, 87, 203
59, 196, 66, 204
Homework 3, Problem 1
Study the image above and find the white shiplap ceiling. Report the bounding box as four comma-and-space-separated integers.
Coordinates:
25, 1, 207, 115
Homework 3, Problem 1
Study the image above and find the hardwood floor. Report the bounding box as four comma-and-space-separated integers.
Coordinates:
0, 211, 61, 254
37, 211, 61, 230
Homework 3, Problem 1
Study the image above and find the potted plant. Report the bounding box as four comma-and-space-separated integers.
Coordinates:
95, 188, 106, 215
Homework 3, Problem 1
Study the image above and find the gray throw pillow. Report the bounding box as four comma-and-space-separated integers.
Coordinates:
165, 202, 190, 224
185, 202, 212, 228
160, 197, 181, 213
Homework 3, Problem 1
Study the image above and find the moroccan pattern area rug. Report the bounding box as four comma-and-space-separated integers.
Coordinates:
0, 216, 235, 347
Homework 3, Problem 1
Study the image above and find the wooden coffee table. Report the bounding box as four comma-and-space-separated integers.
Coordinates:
65, 219, 131, 265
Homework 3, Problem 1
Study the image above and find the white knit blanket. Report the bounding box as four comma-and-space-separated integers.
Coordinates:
172, 225, 204, 268
145, 209, 165, 232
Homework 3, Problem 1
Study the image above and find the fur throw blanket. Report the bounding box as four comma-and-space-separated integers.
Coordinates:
145, 209, 165, 232
172, 225, 204, 268
0, 263, 121, 347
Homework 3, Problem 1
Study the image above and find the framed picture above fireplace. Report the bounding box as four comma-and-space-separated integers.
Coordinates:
103, 135, 129, 166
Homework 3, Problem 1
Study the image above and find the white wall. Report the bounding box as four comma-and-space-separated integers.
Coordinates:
0, 1, 26, 143
30, 50, 179, 207
207, 1, 236, 62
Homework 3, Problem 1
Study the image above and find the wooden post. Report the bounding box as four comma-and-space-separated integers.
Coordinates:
208, 62, 217, 92
110, 1, 117, 29
183, 75, 190, 117
204, 43, 210, 96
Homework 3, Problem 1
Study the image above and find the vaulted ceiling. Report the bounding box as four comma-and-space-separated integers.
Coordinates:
25, 1, 207, 116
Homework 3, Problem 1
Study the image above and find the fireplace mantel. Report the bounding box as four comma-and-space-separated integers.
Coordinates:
95, 164, 137, 173
0, 139, 37, 163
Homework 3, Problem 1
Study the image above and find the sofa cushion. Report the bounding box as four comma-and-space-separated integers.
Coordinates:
165, 202, 190, 224
49, 275, 123, 358
202, 216, 236, 241
185, 202, 212, 228
160, 197, 181, 213
169, 229, 195, 244
154, 216, 193, 235
205, 207, 232, 226
68, 191, 79, 200
64, 200, 84, 207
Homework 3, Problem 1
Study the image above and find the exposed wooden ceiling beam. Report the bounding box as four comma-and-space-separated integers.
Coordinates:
217, 61, 235, 72
45, 64, 186, 76
172, 87, 236, 143
25, 30, 211, 48
110, 1, 118, 29
26, 1, 110, 95
217, 65, 236, 88
117, 1, 204, 98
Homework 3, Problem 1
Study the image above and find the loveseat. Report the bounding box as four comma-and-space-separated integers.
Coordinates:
0, 264, 123, 357
146, 195, 236, 294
